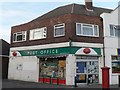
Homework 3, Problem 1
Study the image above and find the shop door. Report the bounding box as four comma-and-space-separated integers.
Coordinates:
76, 61, 99, 84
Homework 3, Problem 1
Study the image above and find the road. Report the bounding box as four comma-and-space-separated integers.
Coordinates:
2, 79, 119, 90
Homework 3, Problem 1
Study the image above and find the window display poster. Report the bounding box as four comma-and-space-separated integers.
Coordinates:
79, 74, 85, 80
59, 60, 66, 67
76, 62, 86, 73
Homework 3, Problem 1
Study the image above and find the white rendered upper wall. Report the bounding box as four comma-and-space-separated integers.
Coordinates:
100, 5, 120, 37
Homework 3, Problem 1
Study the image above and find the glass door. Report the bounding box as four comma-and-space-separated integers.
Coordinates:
87, 61, 99, 84
76, 61, 99, 84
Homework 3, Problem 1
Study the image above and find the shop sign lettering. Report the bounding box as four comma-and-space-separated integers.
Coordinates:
16, 47, 101, 56
20, 49, 58, 56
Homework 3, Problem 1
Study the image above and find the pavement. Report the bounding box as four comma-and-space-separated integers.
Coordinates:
1, 79, 120, 90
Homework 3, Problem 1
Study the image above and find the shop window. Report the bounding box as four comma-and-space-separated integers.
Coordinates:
13, 31, 26, 42
54, 23, 65, 37
112, 56, 120, 73
29, 27, 47, 40
76, 23, 99, 37
110, 24, 120, 37
39, 57, 66, 79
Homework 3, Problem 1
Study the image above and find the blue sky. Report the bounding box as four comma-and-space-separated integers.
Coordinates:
0, 0, 120, 43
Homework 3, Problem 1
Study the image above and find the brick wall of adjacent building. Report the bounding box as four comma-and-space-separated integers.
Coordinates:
0, 39, 10, 79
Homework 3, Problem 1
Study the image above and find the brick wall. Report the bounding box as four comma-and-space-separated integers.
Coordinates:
11, 14, 103, 47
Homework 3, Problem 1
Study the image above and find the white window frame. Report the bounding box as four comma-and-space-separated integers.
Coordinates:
54, 23, 65, 37
110, 24, 120, 37
13, 31, 26, 43
29, 27, 47, 40
76, 23, 99, 37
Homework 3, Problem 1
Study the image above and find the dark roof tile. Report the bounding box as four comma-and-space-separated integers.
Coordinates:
30, 3, 113, 22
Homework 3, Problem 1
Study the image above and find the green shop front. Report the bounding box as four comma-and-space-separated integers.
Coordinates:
11, 46, 101, 85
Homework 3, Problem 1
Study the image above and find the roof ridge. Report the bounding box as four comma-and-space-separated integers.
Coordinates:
71, 3, 75, 13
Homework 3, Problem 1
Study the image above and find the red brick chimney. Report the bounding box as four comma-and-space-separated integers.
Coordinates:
85, 0, 93, 11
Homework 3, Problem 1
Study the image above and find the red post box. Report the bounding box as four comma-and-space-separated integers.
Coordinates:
101, 67, 110, 89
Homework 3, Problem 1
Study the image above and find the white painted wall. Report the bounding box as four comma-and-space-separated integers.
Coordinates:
10, 42, 103, 51
9, 42, 104, 85
100, 5, 120, 84
66, 54, 76, 85
8, 56, 39, 82
99, 48, 104, 84
10, 42, 69, 51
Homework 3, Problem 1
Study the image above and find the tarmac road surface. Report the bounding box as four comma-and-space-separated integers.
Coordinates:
2, 79, 119, 90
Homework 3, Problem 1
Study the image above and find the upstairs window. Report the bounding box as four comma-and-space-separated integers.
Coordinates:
76, 23, 99, 37
54, 23, 65, 37
110, 24, 120, 37
29, 27, 47, 40
13, 31, 26, 42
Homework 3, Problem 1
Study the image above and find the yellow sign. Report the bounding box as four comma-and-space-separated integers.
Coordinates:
79, 75, 85, 80
59, 60, 66, 67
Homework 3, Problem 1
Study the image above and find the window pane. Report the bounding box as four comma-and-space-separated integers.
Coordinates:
13, 31, 26, 42
17, 35, 22, 41
94, 26, 98, 36
34, 31, 42, 39
77, 24, 81, 34
31, 28, 47, 40
39, 58, 66, 78
110, 25, 114, 36
115, 28, 118, 37
83, 27, 93, 35
54, 24, 64, 37
76, 23, 99, 37
118, 30, 120, 37
55, 28, 64, 36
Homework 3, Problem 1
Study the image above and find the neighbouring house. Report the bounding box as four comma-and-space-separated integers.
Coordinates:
101, 4, 120, 85
8, 0, 112, 85
0, 39, 10, 79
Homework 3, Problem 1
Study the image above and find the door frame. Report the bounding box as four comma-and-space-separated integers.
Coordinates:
76, 59, 99, 84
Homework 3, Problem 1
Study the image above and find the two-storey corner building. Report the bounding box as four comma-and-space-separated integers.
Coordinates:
101, 4, 120, 85
8, 1, 112, 85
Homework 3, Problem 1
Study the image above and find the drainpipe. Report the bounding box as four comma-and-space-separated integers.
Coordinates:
103, 36, 105, 67
101, 17, 105, 67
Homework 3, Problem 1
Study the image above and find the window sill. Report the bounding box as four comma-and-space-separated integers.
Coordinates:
29, 38, 46, 41
54, 35, 65, 38
13, 40, 26, 43
76, 34, 99, 37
